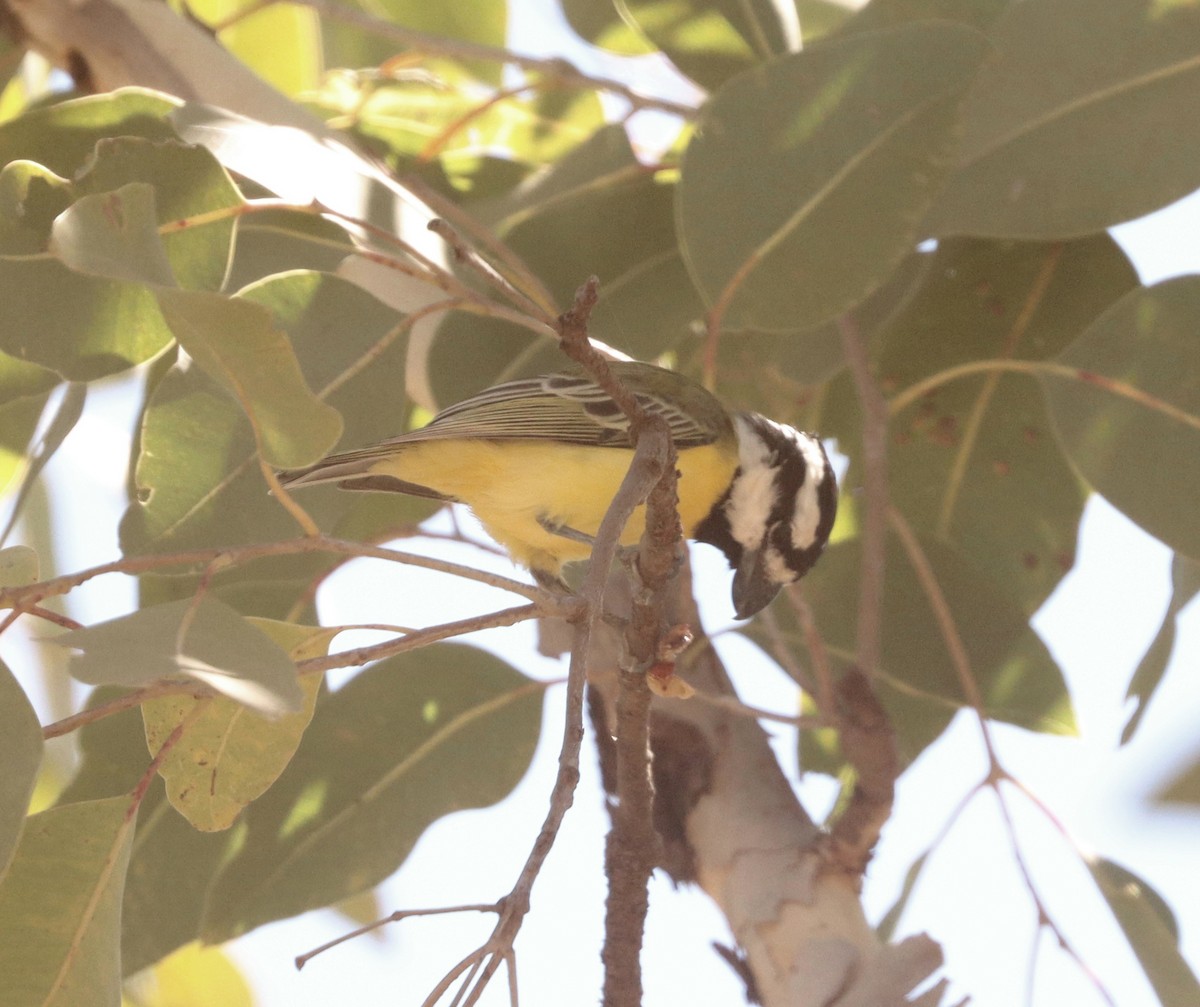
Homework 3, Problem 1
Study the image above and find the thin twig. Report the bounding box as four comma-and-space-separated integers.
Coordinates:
42, 603, 556, 740
294, 0, 698, 118
820, 312, 899, 877
428, 218, 555, 324
295, 904, 500, 970
837, 312, 888, 675
602, 416, 675, 1005
420, 280, 672, 1007
2, 535, 545, 614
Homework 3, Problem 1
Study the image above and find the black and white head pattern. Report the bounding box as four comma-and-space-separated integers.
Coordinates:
695, 412, 838, 610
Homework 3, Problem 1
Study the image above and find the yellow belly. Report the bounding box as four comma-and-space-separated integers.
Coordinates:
370, 440, 737, 574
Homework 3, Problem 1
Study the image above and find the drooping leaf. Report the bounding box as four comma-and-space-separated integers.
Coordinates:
927, 0, 1200, 238
1045, 276, 1200, 562
1088, 857, 1200, 1007
871, 236, 1138, 612
1123, 554, 1200, 744
49, 182, 177, 287
0, 797, 135, 1007
73, 136, 242, 292
751, 536, 1074, 772
55, 597, 304, 716
0, 349, 59, 497
56, 692, 232, 977
141, 621, 334, 831
0, 660, 42, 881
677, 22, 989, 332
202, 644, 544, 940
155, 288, 343, 470
119, 271, 430, 581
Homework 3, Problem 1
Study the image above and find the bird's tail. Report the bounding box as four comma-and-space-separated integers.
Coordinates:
277, 445, 451, 501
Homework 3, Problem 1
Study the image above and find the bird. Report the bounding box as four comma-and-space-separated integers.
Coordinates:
279, 361, 837, 618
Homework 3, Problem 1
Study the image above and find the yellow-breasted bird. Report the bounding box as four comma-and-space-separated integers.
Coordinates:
279, 362, 837, 618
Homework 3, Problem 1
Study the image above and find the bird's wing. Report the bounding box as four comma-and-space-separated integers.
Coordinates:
385, 373, 718, 449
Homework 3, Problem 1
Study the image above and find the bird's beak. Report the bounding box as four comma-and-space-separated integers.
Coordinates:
732, 547, 781, 619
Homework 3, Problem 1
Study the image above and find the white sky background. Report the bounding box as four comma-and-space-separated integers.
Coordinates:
5, 1, 1200, 1005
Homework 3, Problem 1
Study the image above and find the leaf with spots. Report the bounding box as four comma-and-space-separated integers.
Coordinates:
831, 235, 1138, 613
141, 621, 336, 832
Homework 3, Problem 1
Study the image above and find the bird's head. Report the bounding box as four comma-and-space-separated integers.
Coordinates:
694, 413, 838, 619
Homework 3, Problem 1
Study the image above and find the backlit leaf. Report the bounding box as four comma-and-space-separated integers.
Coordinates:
56, 597, 304, 716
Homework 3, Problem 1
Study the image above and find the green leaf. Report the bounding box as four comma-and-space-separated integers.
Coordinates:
1123, 554, 1200, 744
842, 0, 1011, 35
56, 693, 232, 976
1045, 276, 1200, 563
0, 394, 54, 498
427, 125, 675, 404
0, 661, 42, 882
120, 271, 428, 565
223, 206, 351, 292
927, 0, 1200, 238
0, 384, 87, 544
753, 536, 1073, 771
0, 160, 72, 255
141, 621, 334, 831
49, 182, 177, 287
334, 60, 606, 173
873, 236, 1137, 612
1088, 857, 1200, 1007
0, 797, 135, 1007
202, 644, 544, 940
190, 0, 322, 96
155, 288, 342, 470
73, 136, 242, 293
677, 22, 989, 331
323, 0, 509, 87
55, 597, 304, 716
0, 90, 180, 179
588, 0, 801, 90
0, 132, 241, 381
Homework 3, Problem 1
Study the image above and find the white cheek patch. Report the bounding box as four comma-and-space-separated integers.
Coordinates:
728, 416, 778, 548
764, 547, 791, 585
791, 433, 828, 549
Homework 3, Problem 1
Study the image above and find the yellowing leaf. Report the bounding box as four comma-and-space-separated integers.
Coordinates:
142, 622, 335, 831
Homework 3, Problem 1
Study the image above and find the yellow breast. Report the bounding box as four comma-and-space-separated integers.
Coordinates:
369, 439, 738, 574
